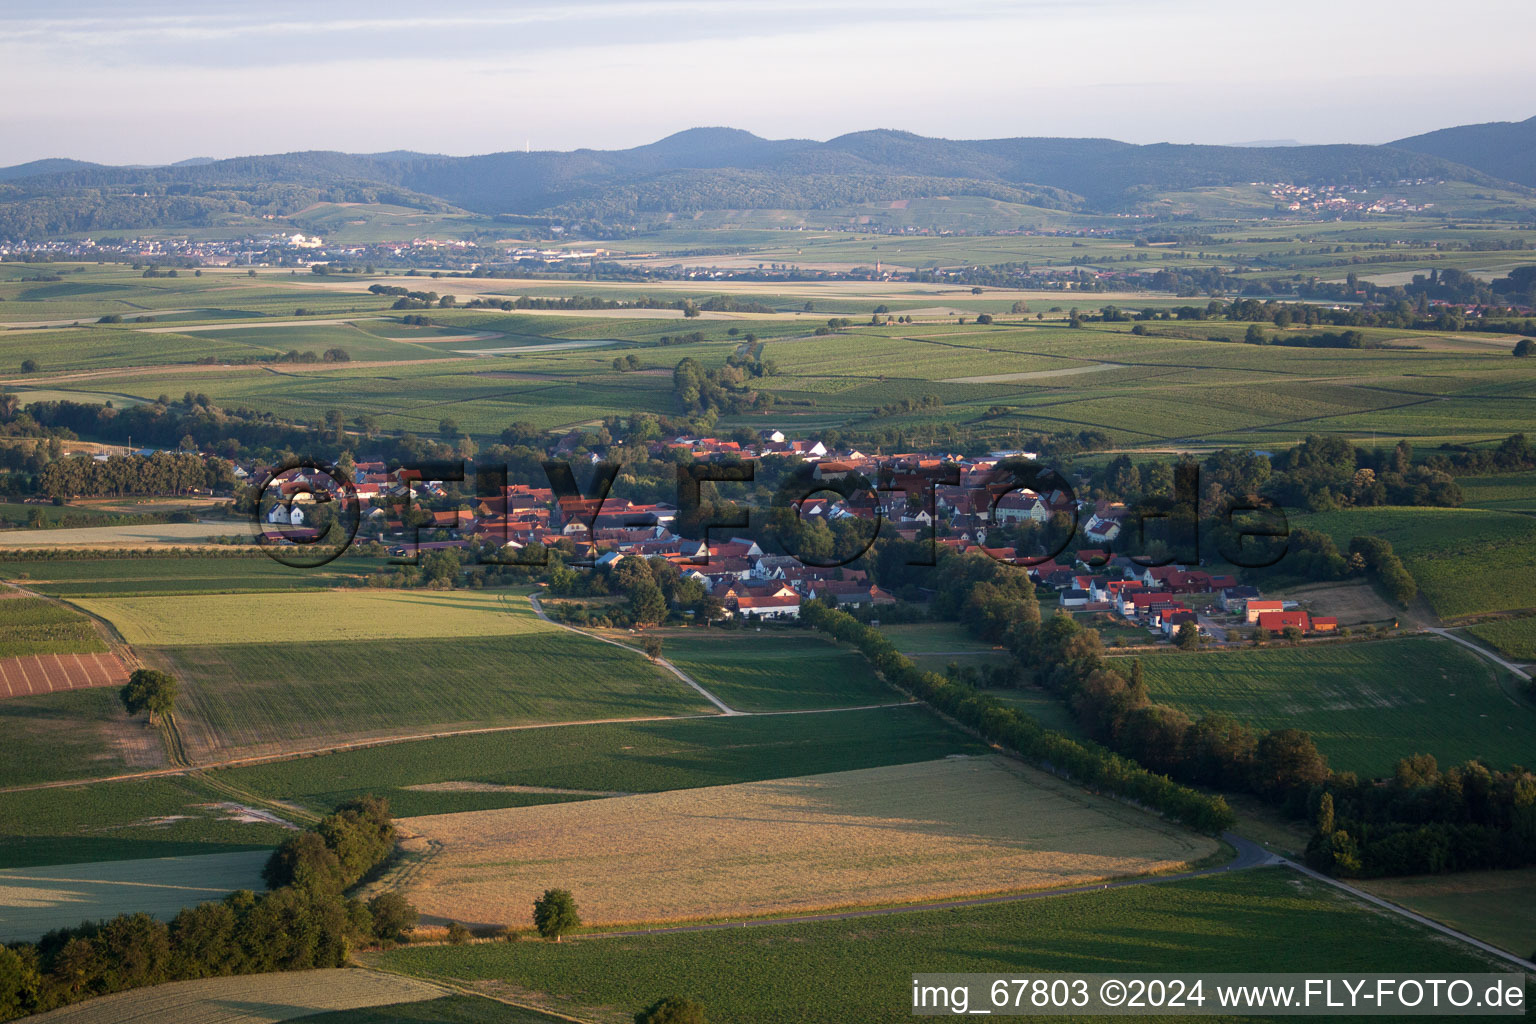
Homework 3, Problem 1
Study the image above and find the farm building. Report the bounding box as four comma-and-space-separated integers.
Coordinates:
1258, 610, 1310, 632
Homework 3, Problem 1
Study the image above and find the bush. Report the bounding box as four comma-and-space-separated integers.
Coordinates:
367, 892, 418, 942
446, 921, 471, 945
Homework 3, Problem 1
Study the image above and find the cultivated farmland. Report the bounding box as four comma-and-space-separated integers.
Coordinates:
0, 687, 157, 787
0, 522, 236, 549
74, 589, 546, 646
214, 706, 985, 817
1132, 636, 1534, 775
155, 632, 712, 762
0, 849, 269, 941
0, 595, 107, 657
372, 869, 1507, 1024
1296, 506, 1536, 619
1465, 616, 1536, 661
659, 631, 896, 711
25, 969, 449, 1024
0, 777, 294, 869
392, 756, 1216, 927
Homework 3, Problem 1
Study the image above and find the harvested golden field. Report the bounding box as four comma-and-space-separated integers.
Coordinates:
395, 756, 1217, 928
27, 968, 446, 1023
0, 523, 236, 548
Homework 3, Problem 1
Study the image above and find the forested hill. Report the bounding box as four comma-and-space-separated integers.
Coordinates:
1390, 115, 1536, 187
0, 120, 1530, 235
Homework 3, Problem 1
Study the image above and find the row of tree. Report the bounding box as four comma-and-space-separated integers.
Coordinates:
0, 797, 412, 1019
801, 594, 1236, 834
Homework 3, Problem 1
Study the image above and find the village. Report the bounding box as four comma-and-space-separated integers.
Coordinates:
252, 427, 1332, 645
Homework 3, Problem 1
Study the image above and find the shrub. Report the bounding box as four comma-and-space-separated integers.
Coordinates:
446, 921, 471, 945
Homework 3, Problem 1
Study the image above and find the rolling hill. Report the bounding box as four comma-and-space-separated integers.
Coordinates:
0, 117, 1531, 235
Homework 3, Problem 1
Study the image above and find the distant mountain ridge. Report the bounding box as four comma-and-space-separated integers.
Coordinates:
1390, 115, 1536, 187
0, 118, 1531, 235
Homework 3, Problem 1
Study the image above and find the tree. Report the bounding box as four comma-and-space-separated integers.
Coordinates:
1515, 339, 1534, 357
642, 636, 663, 661
1244, 324, 1266, 344
1280, 625, 1304, 643
975, 313, 993, 325
629, 581, 668, 626
119, 668, 178, 722
636, 995, 707, 1024
533, 888, 581, 941
446, 921, 471, 945
19, 359, 37, 373
1316, 792, 1335, 836
1174, 621, 1200, 650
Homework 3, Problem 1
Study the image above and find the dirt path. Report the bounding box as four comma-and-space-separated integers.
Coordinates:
528, 594, 742, 715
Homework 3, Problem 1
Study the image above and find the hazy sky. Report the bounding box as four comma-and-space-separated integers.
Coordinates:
3, 0, 1534, 165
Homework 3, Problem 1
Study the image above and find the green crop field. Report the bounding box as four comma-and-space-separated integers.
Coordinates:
0, 555, 383, 596
1297, 506, 1536, 619
215, 706, 983, 817
0, 775, 293, 869
73, 588, 545, 645
878, 622, 1002, 655
661, 631, 895, 711
0, 595, 107, 657
1464, 617, 1536, 661
1131, 636, 1535, 776
370, 869, 1506, 1024
1458, 472, 1536, 512
0, 688, 143, 787
155, 633, 712, 761
301, 994, 567, 1024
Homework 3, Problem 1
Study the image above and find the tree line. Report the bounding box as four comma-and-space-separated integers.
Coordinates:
0, 797, 413, 1019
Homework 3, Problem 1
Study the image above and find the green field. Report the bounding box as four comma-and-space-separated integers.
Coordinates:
74, 588, 543, 645
370, 869, 1506, 1024
1464, 617, 1536, 661
0, 555, 384, 597
1458, 472, 1536, 512
155, 633, 711, 761
0, 595, 107, 657
0, 775, 292, 868
1297, 506, 1536, 619
215, 706, 983, 817
877, 621, 1003, 655
661, 631, 896, 711
1358, 867, 1536, 958
0, 688, 143, 787
1132, 636, 1535, 776
300, 995, 567, 1024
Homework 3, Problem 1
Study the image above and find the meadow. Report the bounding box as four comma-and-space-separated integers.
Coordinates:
659, 631, 896, 711
394, 756, 1215, 928
1297, 506, 1536, 619
1458, 472, 1536, 513
0, 595, 106, 657
155, 632, 712, 762
1131, 636, 1534, 776
214, 706, 984, 817
372, 869, 1507, 1024
300, 995, 563, 1024
74, 589, 546, 646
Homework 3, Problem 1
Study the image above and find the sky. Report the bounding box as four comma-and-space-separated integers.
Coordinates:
2, 0, 1534, 166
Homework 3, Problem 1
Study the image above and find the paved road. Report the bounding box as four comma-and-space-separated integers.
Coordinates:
1427, 626, 1531, 681
529, 594, 743, 715
574, 833, 1280, 941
